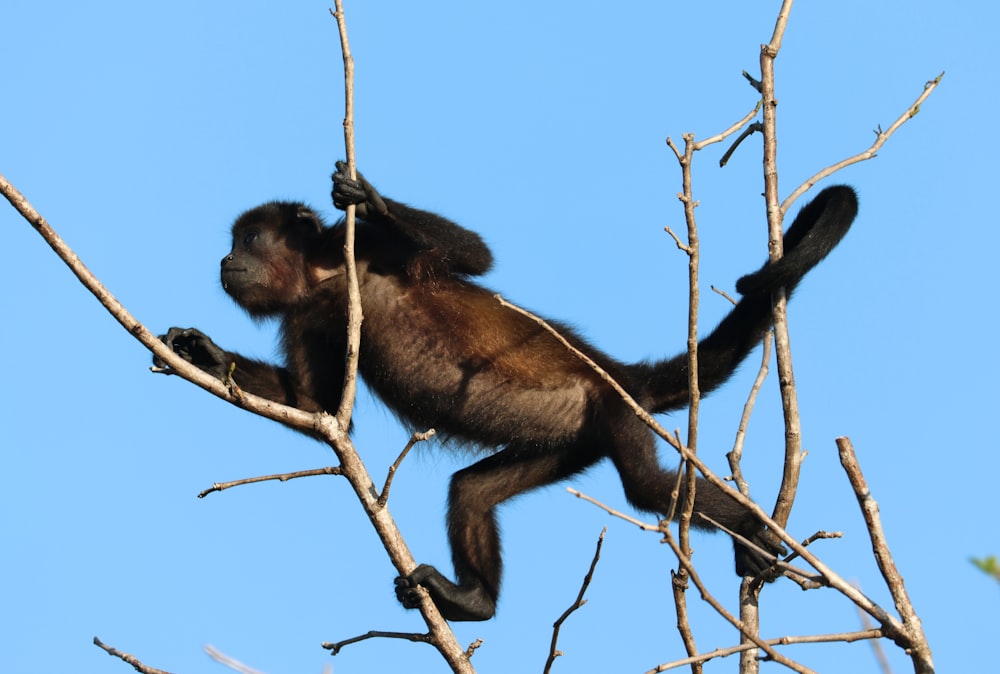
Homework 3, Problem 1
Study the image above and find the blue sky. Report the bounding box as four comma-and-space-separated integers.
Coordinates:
2, 2, 995, 673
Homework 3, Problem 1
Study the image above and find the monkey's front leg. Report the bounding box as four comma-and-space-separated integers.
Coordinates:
154, 327, 323, 413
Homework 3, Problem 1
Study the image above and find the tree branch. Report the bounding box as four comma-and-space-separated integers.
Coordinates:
542, 528, 606, 674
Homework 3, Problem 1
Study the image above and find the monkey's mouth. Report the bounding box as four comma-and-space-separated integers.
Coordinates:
221, 268, 247, 290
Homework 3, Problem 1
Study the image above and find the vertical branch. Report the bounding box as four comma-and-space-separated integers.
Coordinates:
758, 0, 801, 530
742, 5, 797, 672
663, 102, 763, 673
332, 0, 363, 428
328, 7, 473, 672
680, 137, 701, 493
665, 133, 702, 670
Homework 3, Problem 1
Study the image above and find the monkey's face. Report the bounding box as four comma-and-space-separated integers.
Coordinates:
222, 202, 319, 318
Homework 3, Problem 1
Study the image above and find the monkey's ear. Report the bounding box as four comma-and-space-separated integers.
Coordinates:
294, 205, 325, 235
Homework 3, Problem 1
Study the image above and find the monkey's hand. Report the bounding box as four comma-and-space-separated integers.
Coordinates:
732, 518, 787, 580
153, 327, 232, 380
332, 160, 389, 220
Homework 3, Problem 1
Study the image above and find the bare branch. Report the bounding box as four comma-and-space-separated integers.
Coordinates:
695, 102, 763, 151
742, 69, 762, 93
648, 629, 884, 672
378, 429, 436, 506
782, 73, 944, 214
543, 528, 606, 674
727, 329, 772, 496
837, 437, 934, 673
663, 224, 693, 253
198, 466, 342, 498
567, 488, 660, 531
331, 1, 363, 428
322, 630, 434, 655
93, 637, 174, 674
709, 285, 738, 305
758, 0, 802, 536
667, 131, 705, 671
719, 121, 763, 167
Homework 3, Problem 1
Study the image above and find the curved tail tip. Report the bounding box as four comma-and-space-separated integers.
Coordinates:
733, 185, 858, 296
817, 184, 859, 219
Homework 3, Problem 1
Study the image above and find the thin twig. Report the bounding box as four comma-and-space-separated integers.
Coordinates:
693, 101, 764, 151
742, 69, 763, 93
648, 628, 884, 672
782, 73, 944, 215
465, 639, 484, 659
727, 329, 772, 496
198, 466, 342, 498
719, 121, 763, 167
378, 429, 436, 506
663, 225, 693, 253
322, 630, 434, 655
331, 1, 363, 429
709, 285, 738, 305
93, 637, 174, 674
543, 528, 606, 674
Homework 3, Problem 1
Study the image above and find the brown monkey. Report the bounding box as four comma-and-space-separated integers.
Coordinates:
158, 163, 857, 620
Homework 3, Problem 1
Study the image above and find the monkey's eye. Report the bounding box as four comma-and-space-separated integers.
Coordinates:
242, 230, 259, 248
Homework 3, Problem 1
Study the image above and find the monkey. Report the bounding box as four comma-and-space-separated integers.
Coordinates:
157, 162, 857, 621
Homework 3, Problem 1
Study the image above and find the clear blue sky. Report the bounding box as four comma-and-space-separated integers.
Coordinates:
2, 2, 995, 672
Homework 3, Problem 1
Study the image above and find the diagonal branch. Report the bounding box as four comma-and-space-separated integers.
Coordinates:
781, 73, 944, 214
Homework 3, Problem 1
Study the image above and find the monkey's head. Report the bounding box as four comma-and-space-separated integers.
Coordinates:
221, 201, 332, 318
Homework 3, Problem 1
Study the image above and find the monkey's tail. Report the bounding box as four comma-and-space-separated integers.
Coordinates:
630, 185, 858, 414
734, 186, 858, 296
